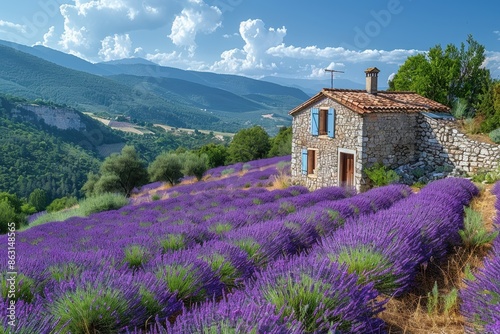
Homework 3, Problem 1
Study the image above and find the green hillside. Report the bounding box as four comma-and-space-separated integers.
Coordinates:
0, 96, 101, 200
0, 45, 233, 131
0, 94, 236, 201
96, 61, 310, 99
108, 74, 265, 113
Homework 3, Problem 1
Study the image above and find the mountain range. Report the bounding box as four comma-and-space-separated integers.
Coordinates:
0, 40, 315, 134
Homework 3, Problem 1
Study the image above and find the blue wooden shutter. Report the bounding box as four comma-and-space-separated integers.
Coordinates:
328, 107, 335, 138
311, 108, 319, 136
301, 149, 308, 175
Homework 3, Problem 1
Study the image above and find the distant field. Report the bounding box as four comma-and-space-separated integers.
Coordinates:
153, 123, 234, 138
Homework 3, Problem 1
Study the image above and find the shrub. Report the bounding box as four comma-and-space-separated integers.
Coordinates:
459, 207, 498, 248
364, 163, 400, 187
48, 263, 83, 282
490, 128, 500, 144
46, 196, 78, 213
123, 245, 149, 271
155, 264, 208, 304
1, 273, 35, 302
333, 246, 397, 294
29, 193, 128, 228
160, 234, 186, 253
79, 193, 129, 216
50, 286, 130, 333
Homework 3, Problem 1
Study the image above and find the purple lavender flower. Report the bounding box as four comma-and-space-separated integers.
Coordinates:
247, 255, 386, 333
164, 290, 303, 334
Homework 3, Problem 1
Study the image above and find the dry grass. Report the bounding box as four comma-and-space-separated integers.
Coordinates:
379, 184, 497, 333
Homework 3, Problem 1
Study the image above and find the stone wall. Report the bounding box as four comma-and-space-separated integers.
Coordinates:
291, 97, 364, 190
360, 112, 419, 189
418, 114, 500, 175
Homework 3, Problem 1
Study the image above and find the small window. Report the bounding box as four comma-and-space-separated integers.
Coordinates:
319, 109, 328, 135
311, 108, 335, 138
301, 149, 318, 176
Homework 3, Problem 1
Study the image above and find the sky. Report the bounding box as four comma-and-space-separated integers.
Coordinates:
0, 0, 499, 86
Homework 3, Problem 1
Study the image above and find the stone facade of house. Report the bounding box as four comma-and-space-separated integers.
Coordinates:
291, 99, 422, 191
291, 98, 364, 190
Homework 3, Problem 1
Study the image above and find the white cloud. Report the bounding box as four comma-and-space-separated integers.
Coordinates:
0, 20, 26, 33
209, 18, 422, 80
211, 19, 286, 74
495, 30, 500, 40
169, 0, 222, 54
145, 50, 207, 70
98, 33, 132, 61
34, 26, 56, 47
309, 62, 345, 78
145, 50, 180, 65
267, 44, 421, 64
485, 51, 500, 79
58, 0, 172, 59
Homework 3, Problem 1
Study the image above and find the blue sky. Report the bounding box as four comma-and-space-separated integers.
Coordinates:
0, 0, 499, 86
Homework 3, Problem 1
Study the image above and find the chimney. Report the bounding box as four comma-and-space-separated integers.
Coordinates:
365, 67, 380, 94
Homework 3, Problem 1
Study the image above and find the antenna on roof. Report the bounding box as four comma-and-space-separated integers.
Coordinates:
324, 68, 344, 89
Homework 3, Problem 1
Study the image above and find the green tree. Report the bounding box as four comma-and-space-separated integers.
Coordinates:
28, 188, 47, 212
46, 196, 78, 213
268, 126, 292, 157
182, 152, 209, 181
478, 80, 500, 132
81, 171, 100, 197
148, 152, 184, 185
83, 146, 148, 197
198, 143, 228, 168
390, 35, 490, 113
227, 126, 270, 164
0, 200, 17, 233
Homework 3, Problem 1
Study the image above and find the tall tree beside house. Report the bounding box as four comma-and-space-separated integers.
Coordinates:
389, 35, 490, 118
82, 146, 148, 197
268, 126, 292, 157
226, 126, 271, 164
478, 79, 500, 133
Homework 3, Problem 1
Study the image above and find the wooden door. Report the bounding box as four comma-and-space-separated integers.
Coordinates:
340, 153, 354, 188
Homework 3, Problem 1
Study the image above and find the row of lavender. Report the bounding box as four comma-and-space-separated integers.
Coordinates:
0, 168, 412, 333
156, 177, 479, 333
460, 182, 500, 333
131, 155, 291, 205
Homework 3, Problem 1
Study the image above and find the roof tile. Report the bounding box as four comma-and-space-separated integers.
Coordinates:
289, 89, 450, 115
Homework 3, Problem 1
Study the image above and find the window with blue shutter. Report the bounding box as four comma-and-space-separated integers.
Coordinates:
311, 108, 319, 136
301, 149, 308, 175
327, 107, 335, 138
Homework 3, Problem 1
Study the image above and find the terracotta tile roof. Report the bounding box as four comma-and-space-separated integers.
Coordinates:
289, 89, 451, 115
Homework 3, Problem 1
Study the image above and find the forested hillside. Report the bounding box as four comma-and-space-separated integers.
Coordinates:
0, 98, 101, 200
0, 94, 233, 201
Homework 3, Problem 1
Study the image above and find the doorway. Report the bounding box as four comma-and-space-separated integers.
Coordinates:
339, 152, 354, 188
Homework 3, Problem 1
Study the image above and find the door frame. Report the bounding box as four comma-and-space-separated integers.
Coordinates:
338, 148, 356, 188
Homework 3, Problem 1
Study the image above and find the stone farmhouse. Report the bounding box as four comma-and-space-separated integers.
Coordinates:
289, 67, 500, 191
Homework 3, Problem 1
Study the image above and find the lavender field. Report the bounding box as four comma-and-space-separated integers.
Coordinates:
1, 155, 497, 333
